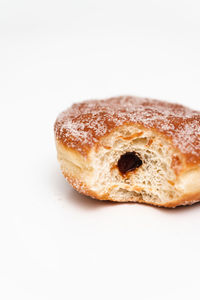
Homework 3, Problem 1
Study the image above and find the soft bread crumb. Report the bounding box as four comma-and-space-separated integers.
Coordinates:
56, 124, 200, 207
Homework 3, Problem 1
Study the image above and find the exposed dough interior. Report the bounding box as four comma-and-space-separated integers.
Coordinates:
57, 125, 200, 206
89, 126, 181, 204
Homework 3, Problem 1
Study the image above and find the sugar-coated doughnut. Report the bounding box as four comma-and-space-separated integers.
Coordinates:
54, 96, 200, 207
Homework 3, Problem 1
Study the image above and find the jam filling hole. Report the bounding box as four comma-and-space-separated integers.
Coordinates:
117, 152, 143, 174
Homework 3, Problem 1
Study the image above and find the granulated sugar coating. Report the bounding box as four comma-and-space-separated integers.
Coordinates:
54, 96, 200, 165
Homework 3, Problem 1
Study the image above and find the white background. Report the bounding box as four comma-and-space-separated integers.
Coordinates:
1, 0, 200, 299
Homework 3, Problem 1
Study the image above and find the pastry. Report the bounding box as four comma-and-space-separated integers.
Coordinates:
54, 96, 200, 207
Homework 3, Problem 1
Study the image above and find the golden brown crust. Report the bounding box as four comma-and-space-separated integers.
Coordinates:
54, 96, 200, 166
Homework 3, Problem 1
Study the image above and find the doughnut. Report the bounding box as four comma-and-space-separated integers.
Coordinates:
54, 96, 200, 207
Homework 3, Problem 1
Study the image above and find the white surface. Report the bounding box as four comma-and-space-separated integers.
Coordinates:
1, 0, 200, 299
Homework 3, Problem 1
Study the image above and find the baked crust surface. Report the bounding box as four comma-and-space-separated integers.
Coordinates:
55, 96, 200, 165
